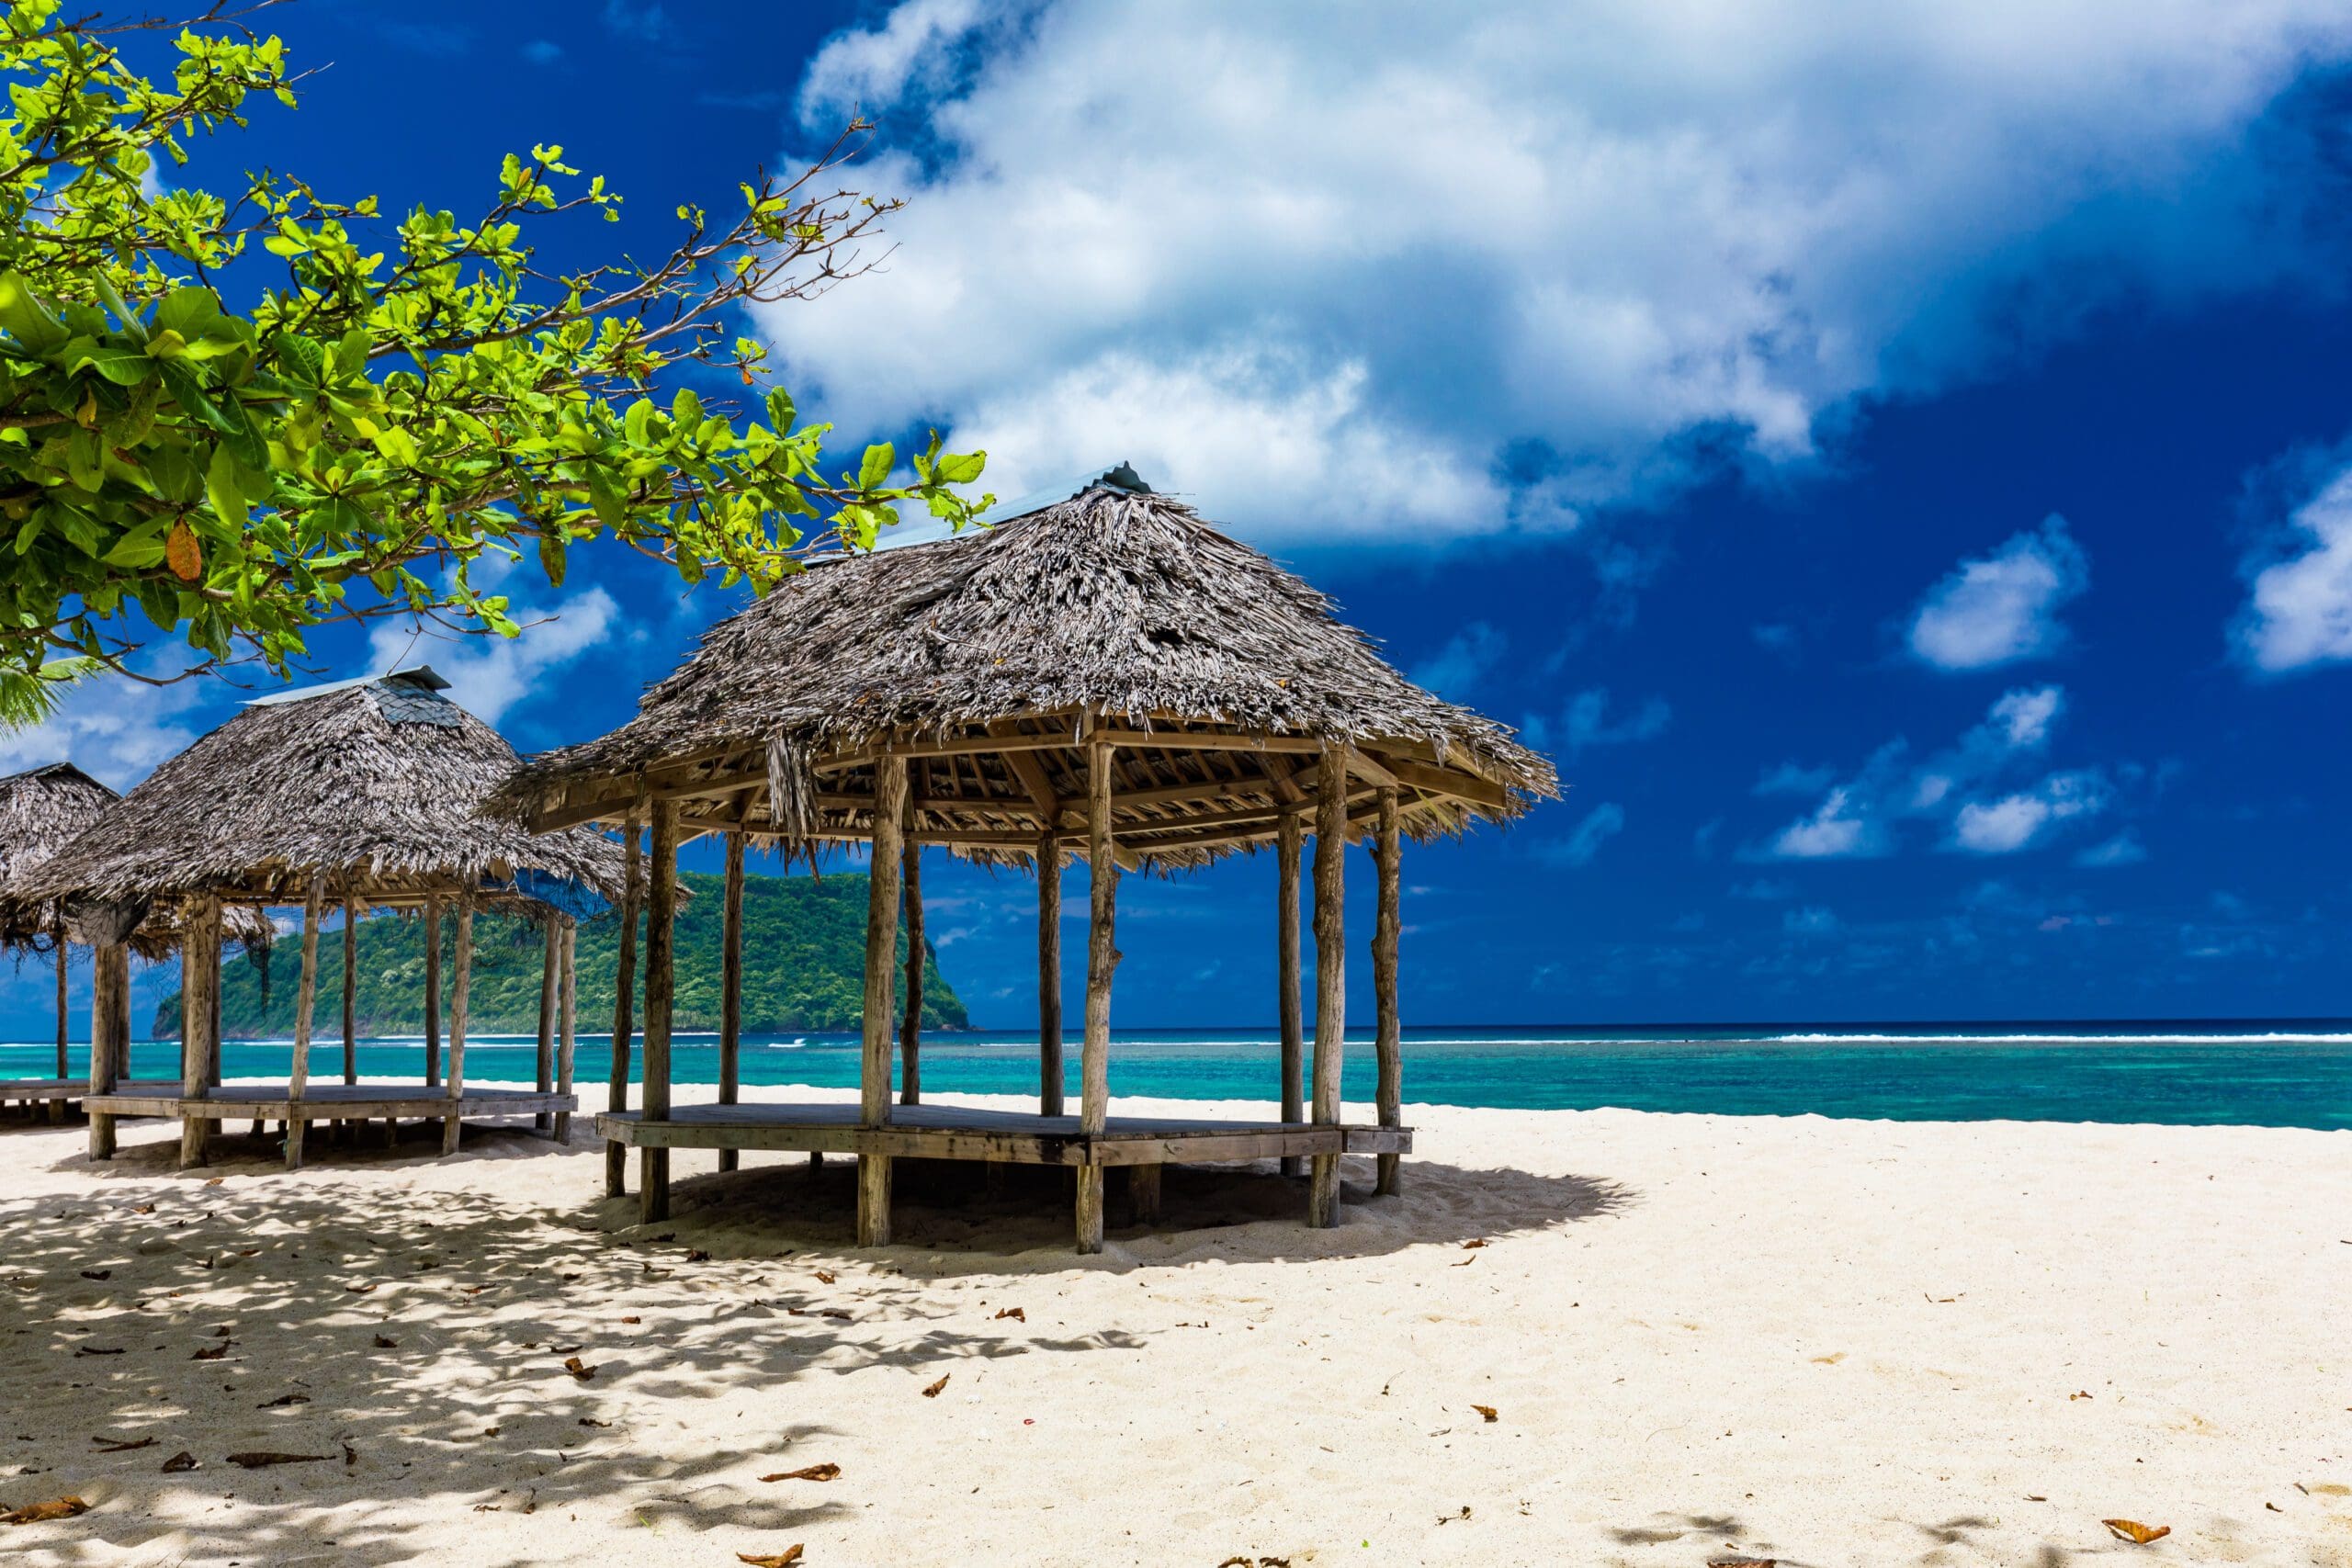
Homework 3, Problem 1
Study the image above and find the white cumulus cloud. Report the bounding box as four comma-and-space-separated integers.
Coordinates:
1761, 684, 2120, 859
772, 1, 2352, 542
1951, 770, 2109, 853
2236, 463, 2352, 671
1907, 516, 2090, 671
368, 589, 621, 728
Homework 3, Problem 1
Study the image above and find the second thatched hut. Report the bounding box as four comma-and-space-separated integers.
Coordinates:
17, 667, 628, 1168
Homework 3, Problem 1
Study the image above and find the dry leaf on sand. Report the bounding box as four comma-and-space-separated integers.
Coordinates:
2102, 1519, 2170, 1544
1, 1496, 89, 1525
760, 1463, 841, 1483
79, 1269, 110, 1281
994, 1307, 1025, 1322
257, 1394, 310, 1408
1472, 1404, 1499, 1423
225, 1451, 332, 1469
737, 1549, 804, 1567
160, 1451, 198, 1472
91, 1436, 155, 1453
815, 1270, 837, 1285
562, 1356, 596, 1382
1462, 1238, 1488, 1250
373, 1335, 399, 1349
922, 1374, 950, 1398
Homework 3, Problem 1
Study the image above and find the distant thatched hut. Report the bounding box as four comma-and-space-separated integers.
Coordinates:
0, 763, 277, 1117
17, 668, 628, 1168
497, 467, 1555, 1250
0, 762, 121, 1107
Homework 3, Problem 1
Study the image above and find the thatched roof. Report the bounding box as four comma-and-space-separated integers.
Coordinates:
0, 762, 276, 955
496, 474, 1557, 869
0, 762, 119, 949
16, 669, 627, 911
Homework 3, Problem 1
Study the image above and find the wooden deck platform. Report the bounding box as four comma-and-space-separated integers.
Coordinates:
85, 1082, 576, 1122
597, 1101, 1410, 1168
1, 1077, 108, 1106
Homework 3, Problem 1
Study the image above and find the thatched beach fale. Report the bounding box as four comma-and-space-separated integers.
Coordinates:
496, 470, 1557, 1250
9, 671, 628, 1167
0, 1083, 2343, 1565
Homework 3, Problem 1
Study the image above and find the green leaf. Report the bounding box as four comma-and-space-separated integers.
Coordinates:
63, 427, 103, 491
933, 450, 985, 486
585, 467, 626, 531
154, 360, 228, 433
857, 442, 895, 492
153, 286, 227, 342
72, 340, 156, 387
213, 393, 269, 472
0, 272, 69, 355
102, 521, 170, 568
93, 272, 145, 344
672, 388, 703, 428
206, 444, 249, 530
275, 331, 325, 383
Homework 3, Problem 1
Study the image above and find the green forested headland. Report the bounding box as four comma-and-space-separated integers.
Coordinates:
153, 870, 969, 1038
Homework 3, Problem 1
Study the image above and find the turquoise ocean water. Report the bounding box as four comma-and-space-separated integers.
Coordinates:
6, 1021, 2348, 1129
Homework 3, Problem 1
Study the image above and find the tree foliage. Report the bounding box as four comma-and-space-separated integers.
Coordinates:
0, 0, 988, 724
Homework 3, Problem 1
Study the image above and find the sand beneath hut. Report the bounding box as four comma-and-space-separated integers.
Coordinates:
0, 1082, 2346, 1565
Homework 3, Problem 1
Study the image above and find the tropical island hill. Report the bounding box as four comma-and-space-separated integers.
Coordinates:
153, 869, 967, 1038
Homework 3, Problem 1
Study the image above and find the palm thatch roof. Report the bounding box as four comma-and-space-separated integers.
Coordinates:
0, 761, 277, 957
15, 669, 627, 913
0, 761, 120, 950
496, 472, 1557, 869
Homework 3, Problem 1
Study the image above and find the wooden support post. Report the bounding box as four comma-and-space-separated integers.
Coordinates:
555, 917, 576, 1143
286, 871, 324, 1170
52, 912, 68, 1079
1276, 805, 1305, 1176
605, 817, 642, 1198
1307, 744, 1347, 1228
899, 816, 923, 1106
640, 801, 679, 1223
1373, 787, 1404, 1197
441, 893, 472, 1156
1129, 1162, 1162, 1226
177, 896, 220, 1168
1077, 737, 1118, 1255
718, 829, 744, 1170
87, 942, 125, 1160
341, 899, 358, 1085
1037, 831, 1063, 1115
857, 757, 907, 1247
422, 895, 442, 1087
534, 914, 559, 1133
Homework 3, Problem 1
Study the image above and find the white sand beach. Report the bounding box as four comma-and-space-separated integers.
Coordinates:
1, 1084, 2346, 1567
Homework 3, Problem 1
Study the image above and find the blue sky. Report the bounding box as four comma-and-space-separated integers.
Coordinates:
9, 0, 2352, 1032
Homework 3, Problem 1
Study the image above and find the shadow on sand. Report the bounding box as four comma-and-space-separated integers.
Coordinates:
2, 1115, 1630, 1563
